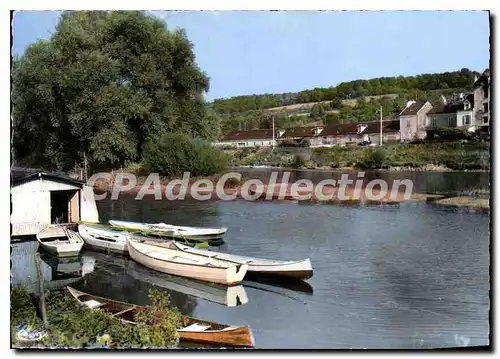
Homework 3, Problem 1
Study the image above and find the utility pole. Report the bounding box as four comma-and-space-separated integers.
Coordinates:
379, 105, 383, 147
272, 116, 275, 150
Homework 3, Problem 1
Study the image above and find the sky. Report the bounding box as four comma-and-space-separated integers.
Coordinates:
12, 10, 490, 100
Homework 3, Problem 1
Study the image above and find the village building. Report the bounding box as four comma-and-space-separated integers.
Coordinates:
278, 126, 325, 146
455, 94, 475, 129
426, 94, 476, 132
213, 129, 281, 148
398, 100, 433, 141
278, 120, 401, 147
11, 167, 99, 238
473, 70, 491, 132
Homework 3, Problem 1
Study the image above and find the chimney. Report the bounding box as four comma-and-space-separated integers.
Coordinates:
405, 100, 416, 108
357, 124, 367, 134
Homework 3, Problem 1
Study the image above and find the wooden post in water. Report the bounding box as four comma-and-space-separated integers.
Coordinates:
34, 253, 49, 329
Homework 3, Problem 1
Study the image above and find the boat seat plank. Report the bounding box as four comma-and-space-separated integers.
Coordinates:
83, 299, 106, 309
113, 306, 137, 317
148, 251, 175, 262
178, 323, 211, 332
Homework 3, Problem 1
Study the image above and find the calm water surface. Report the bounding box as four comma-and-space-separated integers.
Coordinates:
11, 171, 490, 349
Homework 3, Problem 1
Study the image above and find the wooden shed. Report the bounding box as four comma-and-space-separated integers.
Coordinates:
10, 168, 99, 237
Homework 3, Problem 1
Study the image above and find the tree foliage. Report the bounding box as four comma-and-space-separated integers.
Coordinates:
211, 68, 480, 115
12, 11, 218, 171
142, 132, 229, 177
11, 286, 180, 348
214, 69, 482, 134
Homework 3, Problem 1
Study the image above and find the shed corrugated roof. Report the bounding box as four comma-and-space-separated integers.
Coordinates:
11, 167, 84, 187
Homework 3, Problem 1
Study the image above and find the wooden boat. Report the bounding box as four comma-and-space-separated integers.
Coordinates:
78, 224, 129, 254
66, 286, 255, 347
109, 220, 227, 245
36, 225, 83, 257
127, 261, 249, 307
79, 222, 210, 249
171, 241, 313, 280
127, 238, 248, 285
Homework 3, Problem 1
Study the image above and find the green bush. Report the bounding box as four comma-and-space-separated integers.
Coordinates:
142, 132, 229, 177
356, 148, 386, 169
426, 128, 474, 141
11, 286, 180, 348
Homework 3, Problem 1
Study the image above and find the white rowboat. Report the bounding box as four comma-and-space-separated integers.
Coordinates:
36, 225, 83, 257
171, 241, 313, 280
126, 239, 248, 285
78, 224, 129, 254
109, 220, 227, 242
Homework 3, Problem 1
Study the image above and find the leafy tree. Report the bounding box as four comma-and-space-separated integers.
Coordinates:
12, 11, 217, 171
211, 68, 480, 116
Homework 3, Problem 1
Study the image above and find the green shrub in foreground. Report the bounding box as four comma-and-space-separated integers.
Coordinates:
11, 286, 179, 348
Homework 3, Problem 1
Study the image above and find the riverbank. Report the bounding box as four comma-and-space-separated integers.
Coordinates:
91, 174, 492, 211
11, 286, 179, 349
226, 142, 490, 172
433, 196, 490, 209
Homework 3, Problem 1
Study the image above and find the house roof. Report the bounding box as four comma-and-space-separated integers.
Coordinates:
427, 103, 460, 115
317, 120, 400, 137
11, 167, 85, 187
399, 100, 429, 116
428, 94, 474, 115
280, 126, 322, 139
460, 93, 475, 109
473, 71, 490, 88
320, 123, 359, 137
363, 120, 400, 134
220, 129, 276, 141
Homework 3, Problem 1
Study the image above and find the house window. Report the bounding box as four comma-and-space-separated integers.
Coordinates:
430, 118, 437, 128
406, 119, 411, 128
464, 101, 471, 110
238, 142, 246, 147
448, 117, 455, 127
463, 115, 471, 125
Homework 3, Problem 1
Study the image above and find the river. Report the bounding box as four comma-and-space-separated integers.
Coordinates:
11, 170, 490, 349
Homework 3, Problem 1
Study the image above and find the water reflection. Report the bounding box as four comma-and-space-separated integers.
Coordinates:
95, 192, 489, 349
74, 250, 198, 316
234, 168, 490, 195
11, 242, 95, 294
126, 260, 249, 307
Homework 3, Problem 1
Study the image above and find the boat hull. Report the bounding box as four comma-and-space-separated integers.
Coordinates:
172, 242, 314, 280
178, 326, 254, 347
37, 226, 84, 258
78, 224, 128, 254
109, 220, 226, 245
65, 286, 254, 347
127, 240, 248, 285
248, 259, 313, 280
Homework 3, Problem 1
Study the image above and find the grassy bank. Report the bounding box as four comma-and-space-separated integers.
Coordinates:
432, 186, 490, 209
11, 286, 179, 349
226, 142, 490, 171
